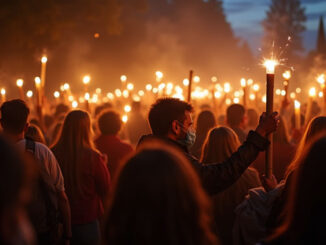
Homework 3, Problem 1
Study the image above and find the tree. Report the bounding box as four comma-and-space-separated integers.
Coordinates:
262, 0, 306, 62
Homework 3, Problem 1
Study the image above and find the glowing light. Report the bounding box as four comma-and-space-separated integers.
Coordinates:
234, 91, 240, 97
158, 83, 166, 90
211, 76, 218, 83
35, 77, 41, 86
146, 84, 152, 91
290, 92, 296, 99
83, 75, 91, 85
240, 78, 246, 87
249, 94, 255, 100
193, 76, 200, 83
122, 90, 129, 98
167, 83, 173, 90
94, 33, 100, 39
263, 59, 278, 74
138, 90, 145, 96
41, 56, 48, 63
68, 95, 74, 102
63, 83, 70, 90
124, 105, 131, 113
122, 115, 128, 123
127, 83, 134, 91
247, 79, 253, 86
282, 70, 291, 80
233, 98, 240, 104
16, 79, 23, 87
309, 87, 316, 98
84, 93, 90, 100
107, 93, 114, 100
115, 89, 122, 97
155, 71, 163, 82
72, 101, 78, 108
224, 83, 231, 93
225, 98, 231, 105
214, 91, 221, 98
296, 88, 301, 94
0, 88, 5, 95
281, 90, 286, 96
152, 88, 158, 94
133, 95, 141, 101
253, 84, 260, 92
183, 79, 189, 86
54, 91, 60, 98
319, 91, 323, 98
294, 100, 300, 109
276, 89, 281, 95
26, 90, 33, 98
96, 88, 101, 94
262, 95, 267, 103
120, 75, 127, 83
317, 74, 325, 84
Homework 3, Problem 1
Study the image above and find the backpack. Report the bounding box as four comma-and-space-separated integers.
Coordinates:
25, 138, 60, 244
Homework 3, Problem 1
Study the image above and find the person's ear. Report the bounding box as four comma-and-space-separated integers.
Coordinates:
171, 120, 180, 135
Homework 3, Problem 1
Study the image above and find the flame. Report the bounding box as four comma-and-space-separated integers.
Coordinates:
282, 70, 291, 80
16, 79, 23, 87
263, 59, 278, 74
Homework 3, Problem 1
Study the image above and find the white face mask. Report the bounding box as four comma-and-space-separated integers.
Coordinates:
176, 121, 196, 147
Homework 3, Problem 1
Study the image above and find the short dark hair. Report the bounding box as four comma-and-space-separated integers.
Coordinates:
148, 98, 193, 136
98, 110, 122, 135
0, 99, 30, 134
226, 104, 245, 127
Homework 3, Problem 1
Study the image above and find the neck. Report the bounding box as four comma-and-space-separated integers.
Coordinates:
3, 131, 24, 143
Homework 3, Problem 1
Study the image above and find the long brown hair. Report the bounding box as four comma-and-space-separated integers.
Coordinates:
104, 142, 218, 245
51, 110, 96, 198
201, 126, 240, 164
285, 116, 326, 177
267, 135, 326, 244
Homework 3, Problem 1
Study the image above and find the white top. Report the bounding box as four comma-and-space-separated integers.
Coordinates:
17, 139, 65, 192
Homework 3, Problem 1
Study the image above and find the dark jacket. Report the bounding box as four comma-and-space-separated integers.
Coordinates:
138, 130, 269, 195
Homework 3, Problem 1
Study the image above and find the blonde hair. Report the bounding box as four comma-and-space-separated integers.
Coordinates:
51, 110, 97, 197
286, 116, 326, 178
201, 126, 240, 164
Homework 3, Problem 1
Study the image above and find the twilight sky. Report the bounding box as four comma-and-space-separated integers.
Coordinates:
223, 0, 326, 54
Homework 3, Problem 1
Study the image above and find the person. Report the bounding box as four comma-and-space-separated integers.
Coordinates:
190, 110, 216, 159
25, 124, 46, 145
0, 99, 71, 245
226, 104, 247, 143
201, 126, 261, 245
138, 98, 278, 195
263, 135, 326, 244
246, 108, 259, 133
252, 117, 295, 181
95, 110, 133, 179
104, 143, 218, 245
0, 135, 35, 245
52, 110, 111, 245
125, 101, 151, 146
265, 116, 326, 234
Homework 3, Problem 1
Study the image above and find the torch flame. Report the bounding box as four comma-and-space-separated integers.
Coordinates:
282, 70, 291, 80
263, 59, 278, 74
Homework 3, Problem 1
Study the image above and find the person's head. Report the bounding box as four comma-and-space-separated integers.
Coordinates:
25, 124, 46, 145
268, 135, 326, 244
247, 108, 259, 128
226, 104, 245, 128
94, 102, 113, 118
286, 116, 326, 177
0, 99, 30, 135
273, 116, 290, 144
195, 110, 216, 136
201, 126, 240, 164
54, 103, 69, 119
98, 110, 122, 136
104, 142, 217, 245
148, 98, 194, 145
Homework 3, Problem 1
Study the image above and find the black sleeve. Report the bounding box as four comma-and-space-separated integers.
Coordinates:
190, 130, 270, 195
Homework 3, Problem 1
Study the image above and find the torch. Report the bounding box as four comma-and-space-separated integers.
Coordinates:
120, 75, 127, 91
240, 78, 247, 107
317, 74, 326, 114
282, 70, 291, 104
83, 75, 91, 112
294, 100, 301, 130
264, 59, 278, 178
305, 87, 316, 125
16, 79, 24, 100
187, 70, 193, 103
1, 88, 6, 104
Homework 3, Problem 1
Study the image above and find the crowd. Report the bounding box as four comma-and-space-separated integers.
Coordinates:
0, 96, 325, 245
